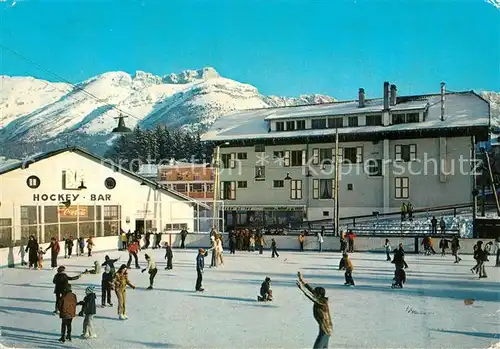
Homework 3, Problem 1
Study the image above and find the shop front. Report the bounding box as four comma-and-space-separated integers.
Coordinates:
223, 205, 305, 231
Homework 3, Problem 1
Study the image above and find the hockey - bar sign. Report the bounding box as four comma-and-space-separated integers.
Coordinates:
33, 194, 112, 202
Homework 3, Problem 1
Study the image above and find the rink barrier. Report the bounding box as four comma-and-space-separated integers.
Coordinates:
0, 233, 493, 268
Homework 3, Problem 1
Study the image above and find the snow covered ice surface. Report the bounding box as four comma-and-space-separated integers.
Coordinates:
0, 249, 498, 349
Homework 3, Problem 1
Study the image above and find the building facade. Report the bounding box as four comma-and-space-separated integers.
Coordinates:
0, 147, 206, 247
203, 82, 490, 229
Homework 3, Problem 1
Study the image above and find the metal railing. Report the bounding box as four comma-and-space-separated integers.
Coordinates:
343, 227, 460, 237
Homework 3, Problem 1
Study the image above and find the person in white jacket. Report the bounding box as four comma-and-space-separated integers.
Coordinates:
317, 232, 324, 252
216, 235, 224, 266
141, 254, 158, 290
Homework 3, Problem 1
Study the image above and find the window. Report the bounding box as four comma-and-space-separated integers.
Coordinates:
367, 159, 383, 176
392, 114, 405, 124
311, 148, 319, 165
347, 183, 353, 191
328, 117, 343, 128
286, 121, 295, 131
273, 180, 284, 188
26, 175, 40, 189
322, 211, 329, 217
406, 113, 419, 123
103, 205, 121, 236
366, 114, 382, 126
395, 177, 409, 199
255, 166, 265, 180
296, 120, 306, 130
348, 116, 358, 127
221, 181, 236, 200
312, 179, 334, 199
255, 144, 265, 152
174, 183, 187, 192
104, 177, 116, 189
276, 121, 285, 131
311, 118, 327, 129
290, 180, 302, 199
291, 150, 305, 166
237, 181, 247, 188
273, 151, 284, 159
168, 223, 188, 230
221, 153, 236, 168
189, 183, 203, 192
395, 144, 417, 162
237, 152, 247, 160
343, 147, 363, 164
0, 218, 12, 248
319, 148, 333, 164
273, 151, 290, 167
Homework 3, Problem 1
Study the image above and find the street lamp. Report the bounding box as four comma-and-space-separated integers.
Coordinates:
213, 141, 230, 231
284, 172, 292, 180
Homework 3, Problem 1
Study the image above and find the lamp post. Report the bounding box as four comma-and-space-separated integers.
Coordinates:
212, 142, 229, 231
333, 128, 340, 236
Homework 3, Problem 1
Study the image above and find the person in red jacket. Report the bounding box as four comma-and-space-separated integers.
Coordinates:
45, 237, 61, 269
347, 230, 356, 253
58, 285, 77, 343
127, 241, 141, 269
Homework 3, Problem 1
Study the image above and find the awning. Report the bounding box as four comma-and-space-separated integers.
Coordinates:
223, 205, 305, 212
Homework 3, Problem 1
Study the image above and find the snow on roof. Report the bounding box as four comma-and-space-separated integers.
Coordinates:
202, 92, 489, 142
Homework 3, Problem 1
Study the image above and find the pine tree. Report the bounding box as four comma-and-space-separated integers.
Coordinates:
182, 132, 194, 162
193, 133, 205, 164
156, 125, 174, 162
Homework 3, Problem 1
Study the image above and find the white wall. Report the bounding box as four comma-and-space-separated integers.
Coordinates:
0, 151, 195, 242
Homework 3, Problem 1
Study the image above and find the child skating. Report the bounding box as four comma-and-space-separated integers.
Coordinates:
164, 242, 173, 270
37, 247, 45, 270
343, 253, 355, 286
257, 277, 273, 302
83, 261, 101, 274
78, 286, 97, 339
58, 285, 77, 343
271, 238, 279, 258
101, 265, 114, 307
142, 254, 158, 290
196, 248, 208, 292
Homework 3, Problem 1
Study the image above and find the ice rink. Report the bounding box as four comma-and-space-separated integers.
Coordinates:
0, 247, 498, 349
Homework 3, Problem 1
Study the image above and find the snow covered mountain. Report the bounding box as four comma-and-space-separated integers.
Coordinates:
0, 67, 335, 158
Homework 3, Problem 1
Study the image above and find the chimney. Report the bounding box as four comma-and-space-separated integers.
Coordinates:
390, 84, 397, 106
383, 82, 390, 110
440, 82, 446, 121
358, 88, 365, 108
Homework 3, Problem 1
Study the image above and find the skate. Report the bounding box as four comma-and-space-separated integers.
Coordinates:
123, 314, 128, 319
58, 337, 65, 343
197, 288, 204, 292
147, 286, 153, 290
66, 335, 72, 342
100, 304, 105, 308
53, 310, 59, 315
107, 302, 113, 307
81, 334, 90, 339
119, 314, 126, 320
257, 296, 263, 301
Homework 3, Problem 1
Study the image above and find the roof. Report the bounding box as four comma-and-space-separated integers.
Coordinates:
0, 146, 210, 209
202, 91, 490, 142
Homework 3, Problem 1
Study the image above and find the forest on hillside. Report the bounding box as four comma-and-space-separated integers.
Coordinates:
105, 125, 215, 171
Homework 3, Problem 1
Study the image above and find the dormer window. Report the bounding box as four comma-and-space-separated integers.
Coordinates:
328, 117, 343, 128
392, 112, 420, 124
366, 114, 382, 126
286, 121, 295, 131
276, 121, 285, 131
296, 120, 306, 130
312, 119, 327, 129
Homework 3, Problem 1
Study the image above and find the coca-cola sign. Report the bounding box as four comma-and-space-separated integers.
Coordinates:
58, 206, 88, 217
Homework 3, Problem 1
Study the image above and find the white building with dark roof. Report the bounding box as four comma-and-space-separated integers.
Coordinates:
203, 82, 490, 230
0, 147, 209, 247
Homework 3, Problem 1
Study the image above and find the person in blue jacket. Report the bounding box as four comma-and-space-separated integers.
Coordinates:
196, 248, 209, 292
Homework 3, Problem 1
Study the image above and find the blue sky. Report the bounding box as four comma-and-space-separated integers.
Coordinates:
0, 0, 498, 99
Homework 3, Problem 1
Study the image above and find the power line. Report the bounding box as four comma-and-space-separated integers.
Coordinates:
0, 43, 141, 121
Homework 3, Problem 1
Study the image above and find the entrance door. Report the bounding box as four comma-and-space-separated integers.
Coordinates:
135, 219, 153, 233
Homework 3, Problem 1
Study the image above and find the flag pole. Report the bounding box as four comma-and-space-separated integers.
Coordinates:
334, 128, 340, 236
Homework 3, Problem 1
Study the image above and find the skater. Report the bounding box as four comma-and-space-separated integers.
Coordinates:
120, 231, 128, 251
439, 237, 450, 256
180, 228, 188, 249
392, 245, 406, 288
114, 264, 136, 320
476, 241, 489, 279
398, 243, 409, 269
53, 266, 82, 314
66, 236, 74, 259
298, 233, 305, 252
400, 202, 407, 221
428, 237, 436, 254
83, 260, 101, 274
471, 243, 480, 274
229, 231, 236, 254
439, 217, 446, 233
343, 253, 355, 286
210, 235, 217, 268
384, 239, 391, 261
58, 285, 77, 343
257, 277, 273, 302
45, 237, 61, 269
407, 202, 414, 221
101, 265, 114, 307
127, 241, 141, 269
216, 235, 224, 266
37, 247, 46, 270
141, 254, 158, 290
196, 248, 209, 292
347, 230, 355, 253
422, 236, 431, 255
249, 233, 255, 252
143, 231, 151, 249
451, 235, 462, 263
271, 238, 279, 258
25, 235, 39, 269
156, 231, 162, 249
338, 252, 347, 271
164, 242, 173, 270
297, 272, 333, 349
77, 286, 97, 339
495, 236, 500, 267
86, 236, 94, 257
317, 232, 324, 252
259, 235, 266, 255
102, 255, 119, 276
78, 237, 85, 256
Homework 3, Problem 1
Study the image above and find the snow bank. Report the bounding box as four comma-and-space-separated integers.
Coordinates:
488, 342, 500, 349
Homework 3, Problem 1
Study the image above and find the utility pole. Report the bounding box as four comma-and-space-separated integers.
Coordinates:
334, 128, 340, 236
484, 149, 500, 216
212, 145, 220, 231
